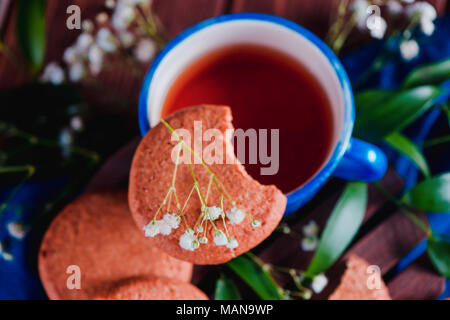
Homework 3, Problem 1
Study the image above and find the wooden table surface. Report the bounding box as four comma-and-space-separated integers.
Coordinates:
1, 0, 449, 300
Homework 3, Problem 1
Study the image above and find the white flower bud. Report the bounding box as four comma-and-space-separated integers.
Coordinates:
163, 213, 180, 229
96, 28, 117, 53
352, 0, 370, 30
301, 236, 318, 252
81, 20, 94, 33
251, 219, 261, 228
2, 252, 13, 262
205, 206, 223, 221
226, 207, 246, 224
179, 229, 198, 251
134, 38, 157, 63
311, 273, 328, 294
226, 237, 238, 250
7, 222, 27, 240
70, 116, 84, 131
196, 225, 204, 233
420, 19, 435, 35
119, 31, 135, 48
406, 2, 437, 21
105, 0, 116, 9
40, 62, 65, 85
386, 0, 403, 15
88, 44, 104, 75
213, 230, 228, 246
199, 236, 208, 244
63, 46, 79, 64
112, 2, 135, 30
157, 219, 172, 235
368, 16, 387, 39
400, 39, 420, 61
76, 33, 94, 55
68, 62, 85, 82
143, 220, 159, 237
302, 220, 319, 236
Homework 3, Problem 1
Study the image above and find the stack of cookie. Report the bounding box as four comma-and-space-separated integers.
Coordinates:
38, 106, 288, 300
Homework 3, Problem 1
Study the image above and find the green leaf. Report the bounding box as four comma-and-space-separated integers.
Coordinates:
385, 132, 430, 178
214, 276, 241, 300
227, 255, 284, 300
16, 0, 46, 73
305, 182, 368, 278
427, 236, 450, 278
404, 58, 450, 88
354, 86, 442, 142
402, 173, 450, 212
355, 89, 396, 114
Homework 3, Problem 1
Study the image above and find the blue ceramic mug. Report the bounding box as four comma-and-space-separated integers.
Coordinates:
138, 13, 388, 215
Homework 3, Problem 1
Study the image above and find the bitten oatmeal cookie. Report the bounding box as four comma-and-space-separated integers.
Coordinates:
129, 105, 286, 264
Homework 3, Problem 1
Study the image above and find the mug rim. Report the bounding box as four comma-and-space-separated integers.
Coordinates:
138, 12, 354, 201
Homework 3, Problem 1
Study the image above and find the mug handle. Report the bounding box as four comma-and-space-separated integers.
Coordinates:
333, 138, 388, 182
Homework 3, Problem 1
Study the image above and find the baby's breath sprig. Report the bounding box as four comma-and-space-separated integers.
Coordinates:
142, 119, 263, 251
245, 251, 326, 300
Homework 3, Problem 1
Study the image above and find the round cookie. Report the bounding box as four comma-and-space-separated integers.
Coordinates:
95, 276, 208, 300
129, 105, 287, 264
38, 191, 193, 300
329, 255, 391, 300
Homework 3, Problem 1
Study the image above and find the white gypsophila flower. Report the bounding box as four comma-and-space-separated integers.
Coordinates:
163, 213, 180, 229
301, 236, 318, 252
63, 46, 79, 64
119, 31, 135, 48
134, 38, 157, 63
196, 225, 204, 233
420, 18, 435, 35
406, 1, 437, 21
302, 220, 319, 237
2, 252, 13, 262
68, 62, 85, 82
386, 0, 403, 15
143, 220, 159, 237
352, 0, 370, 30
70, 116, 84, 131
157, 219, 172, 235
96, 28, 117, 53
199, 236, 208, 244
96, 12, 109, 25
81, 20, 94, 33
213, 230, 228, 246
311, 274, 328, 294
400, 39, 420, 60
40, 62, 65, 85
179, 232, 192, 250
105, 0, 116, 9
6, 222, 27, 240
179, 229, 199, 251
58, 128, 72, 147
88, 44, 104, 75
251, 219, 261, 228
205, 206, 223, 221
226, 207, 246, 224
76, 33, 94, 55
226, 237, 238, 250
112, 1, 135, 31
368, 16, 387, 39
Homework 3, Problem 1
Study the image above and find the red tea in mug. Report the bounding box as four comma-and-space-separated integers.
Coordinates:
162, 44, 333, 193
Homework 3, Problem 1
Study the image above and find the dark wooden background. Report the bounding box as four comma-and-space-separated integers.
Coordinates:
0, 0, 449, 299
